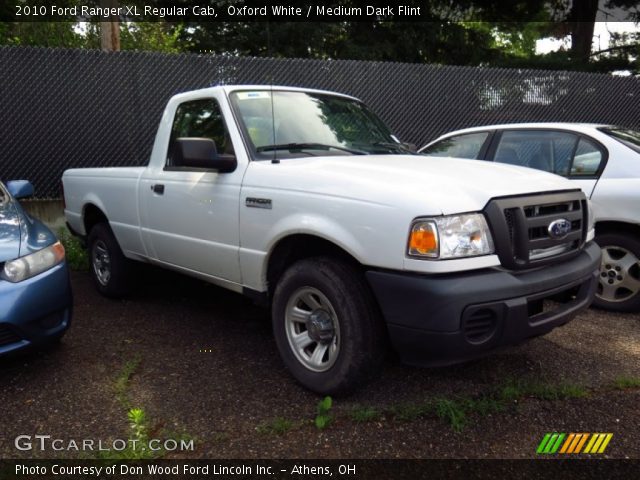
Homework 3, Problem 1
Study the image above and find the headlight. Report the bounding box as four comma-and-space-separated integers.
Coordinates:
408, 213, 494, 259
1, 242, 65, 283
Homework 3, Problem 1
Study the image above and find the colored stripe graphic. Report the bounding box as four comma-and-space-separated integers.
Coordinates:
538, 433, 613, 454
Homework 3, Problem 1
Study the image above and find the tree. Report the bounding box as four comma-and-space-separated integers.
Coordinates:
100, 0, 120, 51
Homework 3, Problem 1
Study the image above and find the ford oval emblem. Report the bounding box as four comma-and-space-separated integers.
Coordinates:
548, 218, 572, 239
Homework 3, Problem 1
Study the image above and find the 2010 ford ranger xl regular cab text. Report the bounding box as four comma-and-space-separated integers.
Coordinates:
63, 86, 601, 394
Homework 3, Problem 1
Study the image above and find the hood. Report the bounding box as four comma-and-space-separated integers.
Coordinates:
0, 199, 57, 264
0, 201, 22, 262
245, 154, 578, 215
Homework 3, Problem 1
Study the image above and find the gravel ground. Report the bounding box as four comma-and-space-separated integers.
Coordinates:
1, 268, 639, 459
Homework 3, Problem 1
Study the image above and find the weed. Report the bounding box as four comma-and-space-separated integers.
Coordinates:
389, 402, 432, 422
257, 417, 294, 435
434, 399, 467, 433
114, 357, 141, 409
612, 376, 640, 390
350, 405, 381, 423
97, 408, 157, 460
315, 396, 333, 429
57, 227, 89, 271
528, 383, 588, 400
499, 378, 587, 401
464, 396, 505, 416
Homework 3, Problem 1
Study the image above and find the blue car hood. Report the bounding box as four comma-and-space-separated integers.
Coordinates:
0, 201, 21, 262
0, 200, 56, 263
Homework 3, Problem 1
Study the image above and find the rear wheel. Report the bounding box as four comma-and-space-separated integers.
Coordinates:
272, 257, 386, 395
593, 232, 640, 312
88, 223, 132, 298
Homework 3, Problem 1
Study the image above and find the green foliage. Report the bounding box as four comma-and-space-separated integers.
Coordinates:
434, 399, 467, 433
80, 22, 187, 53
350, 406, 381, 423
97, 407, 157, 460
256, 417, 295, 435
114, 357, 141, 409
58, 228, 89, 271
499, 378, 588, 402
2, 0, 639, 73
0, 21, 85, 48
462, 396, 505, 416
612, 376, 640, 390
389, 402, 432, 422
315, 396, 333, 430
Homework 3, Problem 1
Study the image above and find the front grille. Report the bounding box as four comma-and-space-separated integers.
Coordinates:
0, 324, 22, 347
484, 191, 587, 270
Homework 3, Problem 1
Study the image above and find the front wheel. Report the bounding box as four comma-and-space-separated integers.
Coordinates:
88, 223, 133, 298
593, 232, 640, 312
272, 257, 386, 395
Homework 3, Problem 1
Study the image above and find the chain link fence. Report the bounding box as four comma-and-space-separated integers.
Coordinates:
1, 46, 638, 198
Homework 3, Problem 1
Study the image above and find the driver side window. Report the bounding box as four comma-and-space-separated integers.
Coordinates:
167, 99, 234, 167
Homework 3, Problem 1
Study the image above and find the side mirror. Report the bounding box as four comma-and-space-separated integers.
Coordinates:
6, 180, 34, 199
175, 138, 237, 173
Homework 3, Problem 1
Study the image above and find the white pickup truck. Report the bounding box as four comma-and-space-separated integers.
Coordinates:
63, 86, 601, 394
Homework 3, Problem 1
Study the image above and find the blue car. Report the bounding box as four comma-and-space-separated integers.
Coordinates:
0, 180, 71, 355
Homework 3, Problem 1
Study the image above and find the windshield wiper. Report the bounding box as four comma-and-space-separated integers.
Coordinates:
257, 143, 367, 155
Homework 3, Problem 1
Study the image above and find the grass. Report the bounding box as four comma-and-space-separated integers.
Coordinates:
105, 357, 195, 459
257, 417, 295, 435
384, 378, 588, 432
389, 401, 432, 422
498, 378, 588, 402
114, 357, 142, 409
462, 396, 505, 416
349, 405, 381, 423
253, 377, 631, 435
612, 376, 640, 390
57, 227, 89, 270
434, 399, 467, 432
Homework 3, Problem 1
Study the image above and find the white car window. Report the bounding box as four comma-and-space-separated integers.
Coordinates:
422, 132, 489, 159
494, 130, 578, 176
571, 138, 603, 176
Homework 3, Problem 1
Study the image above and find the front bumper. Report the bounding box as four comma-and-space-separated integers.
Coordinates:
366, 241, 601, 366
0, 261, 72, 355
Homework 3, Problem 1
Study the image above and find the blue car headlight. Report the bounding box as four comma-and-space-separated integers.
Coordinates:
1, 242, 65, 283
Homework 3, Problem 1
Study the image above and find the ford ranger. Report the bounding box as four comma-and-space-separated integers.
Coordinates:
63, 86, 601, 394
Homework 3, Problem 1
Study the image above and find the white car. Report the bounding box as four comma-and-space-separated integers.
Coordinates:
421, 123, 640, 312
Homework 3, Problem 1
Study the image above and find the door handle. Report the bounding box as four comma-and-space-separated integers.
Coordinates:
151, 184, 165, 195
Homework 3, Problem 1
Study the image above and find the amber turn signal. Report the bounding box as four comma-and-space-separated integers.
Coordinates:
408, 222, 438, 257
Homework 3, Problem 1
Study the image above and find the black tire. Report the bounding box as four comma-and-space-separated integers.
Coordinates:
87, 223, 132, 298
593, 232, 640, 312
272, 256, 386, 395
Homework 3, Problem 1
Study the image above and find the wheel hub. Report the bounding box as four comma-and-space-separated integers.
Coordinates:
600, 263, 624, 286
92, 241, 111, 286
306, 310, 335, 344
597, 244, 640, 304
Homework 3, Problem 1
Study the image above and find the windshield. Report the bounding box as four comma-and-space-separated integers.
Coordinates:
229, 90, 408, 160
600, 127, 640, 154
